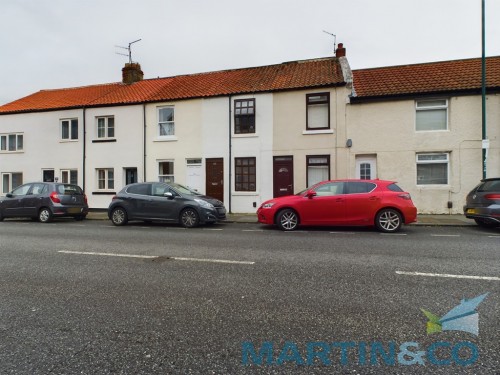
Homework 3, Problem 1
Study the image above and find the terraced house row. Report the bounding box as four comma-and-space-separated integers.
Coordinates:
1, 44, 499, 214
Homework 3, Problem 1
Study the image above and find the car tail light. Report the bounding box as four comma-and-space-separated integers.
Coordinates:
84, 194, 88, 204
398, 193, 412, 200
50, 191, 61, 203
111, 195, 118, 200
485, 194, 500, 201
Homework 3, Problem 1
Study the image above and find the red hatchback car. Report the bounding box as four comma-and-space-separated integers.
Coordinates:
257, 179, 417, 232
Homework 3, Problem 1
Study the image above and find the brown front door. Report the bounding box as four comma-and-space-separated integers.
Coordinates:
273, 156, 294, 197
206, 158, 224, 202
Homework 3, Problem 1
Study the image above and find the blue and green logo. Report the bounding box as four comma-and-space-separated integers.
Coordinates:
421, 293, 488, 335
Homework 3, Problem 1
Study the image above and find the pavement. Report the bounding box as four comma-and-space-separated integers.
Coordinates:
88, 210, 474, 226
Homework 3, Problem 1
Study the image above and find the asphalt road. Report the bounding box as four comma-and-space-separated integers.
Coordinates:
0, 219, 498, 374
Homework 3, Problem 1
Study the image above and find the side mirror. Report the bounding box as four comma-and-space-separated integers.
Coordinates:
163, 192, 174, 199
6, 193, 13, 198
306, 190, 317, 199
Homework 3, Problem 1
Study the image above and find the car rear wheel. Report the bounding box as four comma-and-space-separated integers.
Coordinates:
277, 209, 299, 231
0, 212, 3, 222
74, 215, 86, 221
38, 208, 53, 223
180, 208, 199, 228
375, 208, 402, 233
474, 218, 499, 228
111, 207, 128, 226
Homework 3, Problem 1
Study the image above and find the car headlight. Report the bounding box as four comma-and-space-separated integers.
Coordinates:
195, 199, 215, 209
261, 202, 275, 209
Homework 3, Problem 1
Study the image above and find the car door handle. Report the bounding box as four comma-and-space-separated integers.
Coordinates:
369, 196, 379, 201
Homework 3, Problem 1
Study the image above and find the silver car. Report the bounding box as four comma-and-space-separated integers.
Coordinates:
108, 182, 226, 227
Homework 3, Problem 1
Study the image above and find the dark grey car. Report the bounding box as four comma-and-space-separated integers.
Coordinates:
0, 182, 88, 223
108, 182, 226, 227
464, 177, 500, 228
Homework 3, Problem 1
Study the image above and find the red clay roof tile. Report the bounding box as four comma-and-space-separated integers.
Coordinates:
0, 57, 344, 114
352, 56, 500, 99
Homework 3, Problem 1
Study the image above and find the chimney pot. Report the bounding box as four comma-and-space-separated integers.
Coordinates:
335, 43, 346, 58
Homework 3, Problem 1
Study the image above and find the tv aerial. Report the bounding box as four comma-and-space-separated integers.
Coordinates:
115, 39, 142, 63
322, 30, 336, 54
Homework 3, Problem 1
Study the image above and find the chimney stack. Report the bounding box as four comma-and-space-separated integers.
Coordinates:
122, 62, 144, 84
335, 43, 346, 58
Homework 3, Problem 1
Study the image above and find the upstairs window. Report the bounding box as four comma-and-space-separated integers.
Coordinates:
1, 133, 23, 152
97, 116, 115, 139
234, 99, 256, 134
61, 119, 78, 140
416, 100, 448, 131
306, 93, 330, 130
158, 107, 175, 136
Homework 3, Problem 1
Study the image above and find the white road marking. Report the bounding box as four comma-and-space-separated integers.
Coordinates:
171, 257, 255, 265
203, 228, 223, 231
58, 250, 157, 259
58, 250, 255, 265
330, 232, 356, 235
487, 236, 500, 238
396, 271, 500, 281
430, 234, 460, 237
380, 233, 407, 236
242, 229, 264, 232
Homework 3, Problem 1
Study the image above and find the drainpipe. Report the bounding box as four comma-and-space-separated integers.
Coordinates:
228, 95, 232, 213
143, 104, 147, 182
82, 107, 86, 193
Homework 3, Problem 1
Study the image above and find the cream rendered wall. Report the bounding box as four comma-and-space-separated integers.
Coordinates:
85, 105, 144, 208
201, 97, 229, 200
273, 87, 348, 193
346, 94, 500, 214
0, 110, 83, 193
230, 94, 273, 213
145, 99, 203, 185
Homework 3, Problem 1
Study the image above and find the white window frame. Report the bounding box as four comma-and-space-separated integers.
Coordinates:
416, 153, 449, 186
415, 99, 448, 132
2, 172, 23, 194
96, 116, 115, 139
61, 169, 78, 185
157, 106, 176, 140
96, 168, 114, 190
0, 133, 23, 152
61, 118, 78, 141
158, 160, 174, 183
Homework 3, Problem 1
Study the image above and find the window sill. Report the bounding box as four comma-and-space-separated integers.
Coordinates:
0, 150, 24, 154
302, 129, 334, 135
416, 185, 450, 189
92, 139, 117, 143
155, 136, 178, 142
232, 191, 259, 196
415, 129, 449, 133
92, 191, 117, 195
232, 133, 259, 138
60, 139, 79, 143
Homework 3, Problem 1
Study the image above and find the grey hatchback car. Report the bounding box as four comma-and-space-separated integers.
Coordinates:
108, 182, 226, 227
464, 177, 500, 228
0, 182, 88, 222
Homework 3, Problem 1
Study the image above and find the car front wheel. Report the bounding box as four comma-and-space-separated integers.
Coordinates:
180, 208, 199, 228
111, 207, 128, 226
375, 208, 402, 233
38, 208, 53, 223
277, 209, 299, 231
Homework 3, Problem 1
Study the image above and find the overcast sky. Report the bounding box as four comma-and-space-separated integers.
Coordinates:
1, 0, 499, 105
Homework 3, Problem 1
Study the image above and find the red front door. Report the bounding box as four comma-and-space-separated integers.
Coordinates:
205, 158, 224, 202
273, 156, 294, 197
